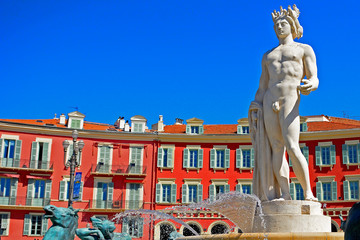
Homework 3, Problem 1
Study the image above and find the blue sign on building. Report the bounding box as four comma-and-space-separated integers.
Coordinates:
73, 172, 82, 199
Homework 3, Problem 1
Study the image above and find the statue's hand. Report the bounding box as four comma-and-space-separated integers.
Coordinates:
299, 79, 318, 95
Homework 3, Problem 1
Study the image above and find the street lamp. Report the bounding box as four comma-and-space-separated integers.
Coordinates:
63, 130, 84, 207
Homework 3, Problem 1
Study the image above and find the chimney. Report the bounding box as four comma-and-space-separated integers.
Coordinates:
158, 115, 164, 131
175, 118, 184, 125
124, 121, 130, 132
59, 114, 66, 125
119, 117, 125, 129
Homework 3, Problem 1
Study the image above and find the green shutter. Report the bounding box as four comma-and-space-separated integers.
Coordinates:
138, 218, 144, 237
14, 140, 22, 167
122, 217, 129, 234
23, 214, 30, 235
237, 125, 242, 134
342, 144, 349, 165
315, 146, 321, 166
210, 149, 216, 168
198, 149, 203, 168
130, 147, 136, 163
236, 149, 242, 168
155, 184, 161, 203
290, 182, 295, 200
197, 184, 203, 202
199, 126, 204, 134
41, 142, 49, 169
26, 179, 34, 205
78, 182, 84, 201
136, 148, 142, 167
316, 182, 322, 201
183, 149, 189, 168
250, 184, 253, 194
10, 178, 18, 205
250, 148, 255, 168
186, 125, 190, 134
59, 181, 66, 200
157, 148, 163, 167
225, 184, 230, 193
30, 142, 38, 168
236, 184, 241, 193
171, 184, 177, 203
41, 216, 48, 236
96, 182, 103, 208
0, 139, 3, 161
302, 146, 309, 164
107, 182, 114, 208
330, 145, 336, 165
302, 122, 308, 132
44, 180, 52, 205
168, 148, 174, 167
225, 149, 230, 168
332, 181, 337, 201
209, 184, 215, 201
343, 180, 350, 200
358, 144, 360, 163
288, 155, 292, 167
105, 146, 111, 170
182, 184, 188, 203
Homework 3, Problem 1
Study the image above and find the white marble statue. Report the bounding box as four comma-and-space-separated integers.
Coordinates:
249, 5, 318, 201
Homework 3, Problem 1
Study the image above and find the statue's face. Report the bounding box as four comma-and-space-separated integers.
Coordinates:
274, 18, 292, 39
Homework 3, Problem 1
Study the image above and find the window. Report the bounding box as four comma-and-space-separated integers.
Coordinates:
186, 125, 204, 134
0, 213, 9, 236
182, 183, 203, 203
236, 147, 254, 169
343, 176, 360, 200
342, 142, 360, 165
156, 182, 177, 203
183, 147, 203, 169
209, 183, 230, 201
65, 143, 82, 167
97, 145, 112, 173
300, 122, 308, 132
290, 182, 304, 200
70, 119, 81, 129
127, 183, 142, 209
235, 181, 253, 194
30, 140, 51, 170
94, 181, 114, 209
237, 125, 249, 134
288, 146, 309, 166
315, 143, 336, 167
0, 138, 22, 168
122, 217, 143, 238
129, 147, 143, 173
316, 179, 337, 201
157, 147, 174, 168
210, 148, 230, 169
23, 214, 48, 236
59, 179, 83, 201
132, 123, 144, 133
26, 179, 51, 206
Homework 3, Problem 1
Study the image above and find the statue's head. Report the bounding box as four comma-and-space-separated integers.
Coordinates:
272, 5, 303, 40
44, 205, 79, 228
90, 217, 116, 235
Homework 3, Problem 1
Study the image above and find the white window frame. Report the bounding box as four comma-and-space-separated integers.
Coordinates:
183, 145, 202, 172
28, 213, 46, 236
125, 183, 143, 208
316, 141, 335, 170
316, 176, 337, 202
236, 145, 254, 172
131, 122, 145, 133
59, 176, 83, 201
344, 175, 360, 201
68, 117, 84, 129
96, 144, 113, 172
183, 179, 202, 203
237, 125, 250, 134
210, 179, 229, 200
289, 178, 305, 200
211, 145, 229, 171
235, 179, 253, 194
0, 212, 10, 236
343, 140, 360, 169
64, 140, 83, 167
35, 138, 52, 167
158, 144, 175, 170
0, 135, 20, 163
93, 177, 112, 206
156, 179, 176, 204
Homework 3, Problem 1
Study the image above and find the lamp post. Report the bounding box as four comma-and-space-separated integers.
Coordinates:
63, 130, 84, 207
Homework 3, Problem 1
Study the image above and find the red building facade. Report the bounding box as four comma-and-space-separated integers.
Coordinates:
0, 113, 359, 239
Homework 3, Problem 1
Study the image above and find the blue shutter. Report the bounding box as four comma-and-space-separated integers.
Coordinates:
225, 184, 230, 193
343, 180, 350, 200
30, 142, 38, 168
41, 216, 48, 236
316, 182, 322, 201
157, 148, 163, 167
210, 149, 216, 168
171, 184, 177, 203
155, 184, 161, 203
225, 149, 230, 168
342, 144, 349, 165
23, 214, 30, 235
302, 146, 309, 164
330, 145, 336, 165
290, 182, 295, 200
168, 148, 174, 167
236, 184, 241, 193
315, 146, 321, 166
209, 184, 215, 201
198, 149, 203, 168
59, 181, 66, 200
250, 148, 255, 168
186, 125, 190, 134
236, 149, 242, 168
183, 149, 189, 168
331, 181, 337, 201
14, 140, 22, 167
182, 184, 188, 203
199, 126, 204, 134
197, 184, 203, 202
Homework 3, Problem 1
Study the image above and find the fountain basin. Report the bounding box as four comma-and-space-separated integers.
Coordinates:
177, 232, 344, 240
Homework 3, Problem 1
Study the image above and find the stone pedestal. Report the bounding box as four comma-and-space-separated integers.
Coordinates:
252, 200, 331, 233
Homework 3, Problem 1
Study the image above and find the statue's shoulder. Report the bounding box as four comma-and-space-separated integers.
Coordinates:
297, 43, 316, 56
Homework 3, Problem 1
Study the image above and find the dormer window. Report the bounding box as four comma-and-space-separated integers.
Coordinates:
237, 118, 249, 134
130, 115, 147, 133
186, 118, 204, 135
191, 126, 199, 134
300, 116, 308, 132
67, 111, 85, 130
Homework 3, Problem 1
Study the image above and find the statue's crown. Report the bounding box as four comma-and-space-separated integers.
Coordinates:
272, 4, 303, 39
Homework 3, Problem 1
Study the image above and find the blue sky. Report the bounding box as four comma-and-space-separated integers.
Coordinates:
1, 1, 360, 126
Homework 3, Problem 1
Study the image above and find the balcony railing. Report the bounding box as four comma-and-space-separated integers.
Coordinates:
0, 196, 50, 207
91, 164, 146, 175
90, 199, 144, 210
0, 158, 53, 171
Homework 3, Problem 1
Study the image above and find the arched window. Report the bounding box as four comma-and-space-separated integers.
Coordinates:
183, 223, 201, 236
160, 223, 175, 240
211, 223, 228, 234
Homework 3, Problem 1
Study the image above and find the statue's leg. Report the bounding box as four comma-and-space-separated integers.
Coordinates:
280, 99, 316, 201
263, 98, 290, 199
